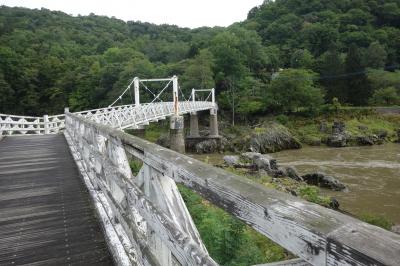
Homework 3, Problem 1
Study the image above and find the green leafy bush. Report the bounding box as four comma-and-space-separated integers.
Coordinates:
178, 185, 289, 265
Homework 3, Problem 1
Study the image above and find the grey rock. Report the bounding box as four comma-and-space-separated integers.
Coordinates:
302, 172, 346, 191
329, 198, 340, 210
376, 129, 388, 139
241, 152, 276, 172
356, 135, 375, 146
195, 139, 218, 154
285, 166, 303, 182
327, 121, 348, 147
332, 121, 346, 134
327, 133, 347, 147
248, 123, 302, 153
391, 224, 400, 235
223, 155, 240, 167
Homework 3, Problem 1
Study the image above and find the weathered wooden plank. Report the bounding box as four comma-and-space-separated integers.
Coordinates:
65, 113, 400, 266
254, 258, 310, 266
0, 135, 114, 266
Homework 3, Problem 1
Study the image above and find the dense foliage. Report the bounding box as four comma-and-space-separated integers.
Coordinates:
0, 1, 399, 120
178, 185, 288, 265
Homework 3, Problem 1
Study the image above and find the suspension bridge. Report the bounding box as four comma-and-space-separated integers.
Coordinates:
0, 76, 399, 266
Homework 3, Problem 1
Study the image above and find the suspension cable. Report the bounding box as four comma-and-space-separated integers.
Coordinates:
109, 78, 135, 107
178, 86, 187, 101
150, 79, 173, 104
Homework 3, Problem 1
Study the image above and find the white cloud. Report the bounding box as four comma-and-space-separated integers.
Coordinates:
0, 0, 264, 28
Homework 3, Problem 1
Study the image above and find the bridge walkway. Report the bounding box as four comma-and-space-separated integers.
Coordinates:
0, 135, 113, 265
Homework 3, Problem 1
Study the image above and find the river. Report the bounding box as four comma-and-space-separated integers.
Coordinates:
272, 143, 400, 223
191, 143, 400, 223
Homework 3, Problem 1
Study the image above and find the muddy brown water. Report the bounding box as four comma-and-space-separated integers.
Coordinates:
191, 143, 400, 223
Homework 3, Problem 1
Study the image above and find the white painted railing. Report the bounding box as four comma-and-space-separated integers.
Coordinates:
0, 101, 216, 136
78, 101, 216, 129
0, 113, 65, 136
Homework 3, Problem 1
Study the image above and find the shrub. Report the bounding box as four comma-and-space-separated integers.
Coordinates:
359, 213, 393, 230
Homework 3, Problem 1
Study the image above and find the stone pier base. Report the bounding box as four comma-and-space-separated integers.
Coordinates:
170, 115, 185, 153
209, 110, 219, 137
189, 112, 200, 137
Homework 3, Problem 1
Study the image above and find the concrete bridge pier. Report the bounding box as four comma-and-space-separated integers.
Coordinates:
209, 108, 219, 137
189, 112, 200, 137
170, 115, 185, 153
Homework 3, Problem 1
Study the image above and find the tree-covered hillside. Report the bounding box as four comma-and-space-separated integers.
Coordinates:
0, 1, 399, 117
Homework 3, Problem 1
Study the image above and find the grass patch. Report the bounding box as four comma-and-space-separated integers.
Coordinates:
359, 213, 393, 230
129, 159, 143, 176
283, 113, 400, 145
178, 185, 290, 265
144, 123, 168, 142
298, 186, 331, 207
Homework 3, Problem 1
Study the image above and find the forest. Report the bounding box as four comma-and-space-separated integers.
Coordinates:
1, 0, 400, 118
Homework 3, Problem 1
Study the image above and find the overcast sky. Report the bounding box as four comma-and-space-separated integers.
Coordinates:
1, 0, 264, 28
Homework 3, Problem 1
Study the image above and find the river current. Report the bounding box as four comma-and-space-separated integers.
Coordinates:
191, 143, 400, 223
272, 143, 400, 223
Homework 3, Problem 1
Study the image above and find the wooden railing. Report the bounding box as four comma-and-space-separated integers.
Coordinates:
64, 111, 400, 266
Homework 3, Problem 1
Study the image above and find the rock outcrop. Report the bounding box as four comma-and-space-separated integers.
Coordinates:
302, 172, 346, 191
327, 121, 348, 147
248, 123, 302, 153
195, 139, 219, 154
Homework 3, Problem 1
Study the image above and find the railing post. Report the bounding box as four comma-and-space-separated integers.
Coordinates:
191, 88, 195, 103
134, 77, 140, 106
43, 115, 49, 135
64, 107, 70, 113
211, 88, 215, 104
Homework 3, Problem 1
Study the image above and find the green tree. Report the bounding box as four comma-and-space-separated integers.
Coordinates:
345, 44, 371, 105
181, 49, 215, 90
364, 42, 387, 69
266, 69, 324, 113
316, 45, 346, 101
0, 71, 15, 113
369, 87, 400, 106
290, 49, 315, 69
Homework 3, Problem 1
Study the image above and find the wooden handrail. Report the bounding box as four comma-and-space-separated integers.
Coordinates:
65, 112, 400, 266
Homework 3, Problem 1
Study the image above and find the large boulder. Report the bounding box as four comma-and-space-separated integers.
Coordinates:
302, 172, 346, 191
327, 121, 348, 147
332, 121, 346, 134
248, 123, 302, 153
356, 135, 376, 146
285, 166, 303, 182
241, 152, 278, 171
195, 139, 218, 154
223, 155, 240, 167
327, 133, 347, 147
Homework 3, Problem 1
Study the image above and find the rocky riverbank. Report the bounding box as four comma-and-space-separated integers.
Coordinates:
222, 152, 345, 209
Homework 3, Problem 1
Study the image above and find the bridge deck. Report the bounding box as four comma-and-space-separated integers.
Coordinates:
0, 135, 113, 265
